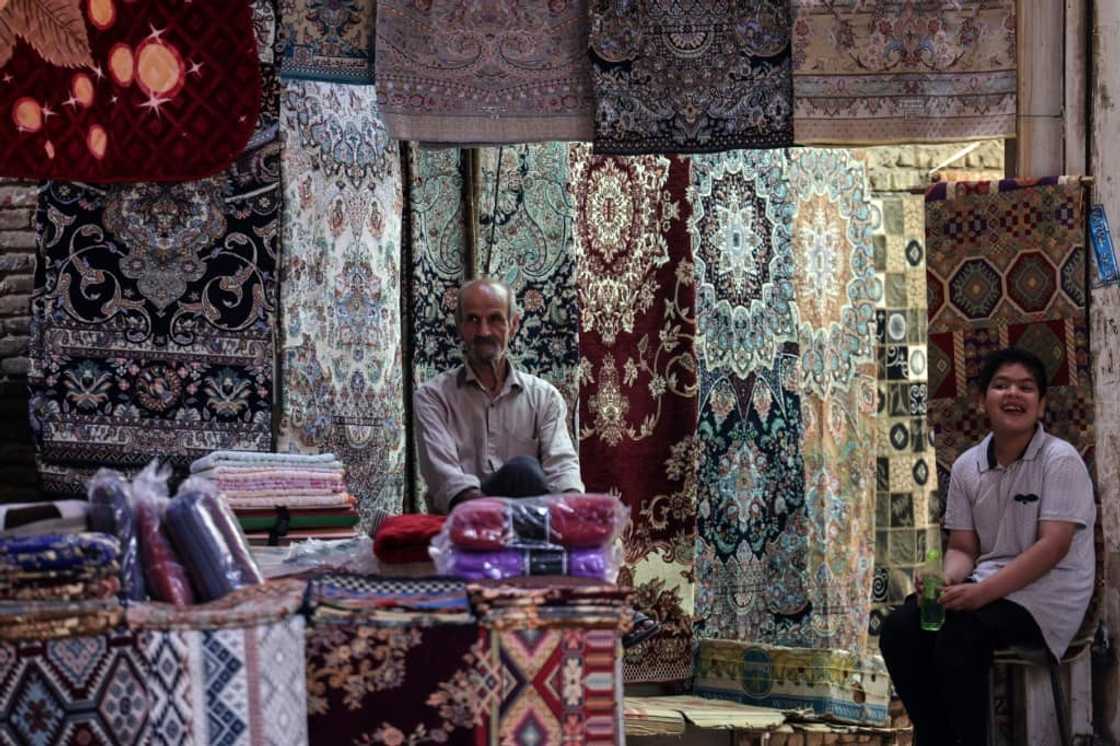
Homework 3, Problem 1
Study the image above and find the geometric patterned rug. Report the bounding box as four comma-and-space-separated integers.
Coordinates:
867, 193, 939, 646
0, 630, 149, 745
925, 177, 1093, 518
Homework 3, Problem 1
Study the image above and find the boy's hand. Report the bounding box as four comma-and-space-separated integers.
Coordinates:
939, 581, 992, 611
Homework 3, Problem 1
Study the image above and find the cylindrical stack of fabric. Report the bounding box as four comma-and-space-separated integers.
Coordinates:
189, 450, 359, 546
431, 494, 628, 582
0, 533, 124, 640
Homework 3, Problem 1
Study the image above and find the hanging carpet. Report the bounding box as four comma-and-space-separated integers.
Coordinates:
925, 177, 1092, 518
866, 193, 938, 645
375, 0, 593, 143
476, 144, 581, 429
588, 0, 793, 154
0, 0, 260, 181
690, 148, 878, 656
792, 0, 1017, 144
278, 79, 405, 526
572, 145, 699, 684
28, 139, 281, 498
278, 0, 375, 84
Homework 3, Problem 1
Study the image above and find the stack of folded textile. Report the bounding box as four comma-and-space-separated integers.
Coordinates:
431, 494, 628, 582
190, 450, 359, 545
0, 533, 124, 639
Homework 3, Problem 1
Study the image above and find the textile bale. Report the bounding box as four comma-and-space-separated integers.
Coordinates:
305, 574, 493, 745
0, 629, 150, 744
469, 581, 630, 745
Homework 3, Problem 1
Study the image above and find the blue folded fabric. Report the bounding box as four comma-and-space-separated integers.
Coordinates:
87, 470, 145, 600
165, 485, 262, 602
0, 533, 120, 573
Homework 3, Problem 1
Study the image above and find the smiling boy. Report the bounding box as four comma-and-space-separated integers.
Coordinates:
878, 347, 1095, 746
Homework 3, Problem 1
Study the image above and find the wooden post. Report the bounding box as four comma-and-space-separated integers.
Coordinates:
1016, 0, 1065, 176
1065, 0, 1090, 175
1091, 0, 1120, 743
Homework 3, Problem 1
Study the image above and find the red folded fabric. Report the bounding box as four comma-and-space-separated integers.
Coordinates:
373, 514, 446, 565
136, 500, 195, 606
548, 494, 621, 547
448, 494, 623, 550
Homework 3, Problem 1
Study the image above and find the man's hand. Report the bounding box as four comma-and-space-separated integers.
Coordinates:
939, 581, 993, 611
449, 487, 483, 512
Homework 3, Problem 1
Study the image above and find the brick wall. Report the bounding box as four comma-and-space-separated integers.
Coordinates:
0, 182, 40, 501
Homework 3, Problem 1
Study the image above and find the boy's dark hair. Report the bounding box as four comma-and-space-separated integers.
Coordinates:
978, 347, 1048, 398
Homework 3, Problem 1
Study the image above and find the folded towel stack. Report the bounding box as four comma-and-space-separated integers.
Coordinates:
431, 494, 628, 582
0, 533, 124, 638
189, 451, 360, 546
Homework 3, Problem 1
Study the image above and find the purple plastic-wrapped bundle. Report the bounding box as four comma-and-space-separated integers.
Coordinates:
435, 545, 618, 582
87, 468, 145, 601
165, 476, 263, 602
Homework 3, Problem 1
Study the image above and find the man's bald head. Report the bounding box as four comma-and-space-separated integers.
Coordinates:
455, 278, 520, 324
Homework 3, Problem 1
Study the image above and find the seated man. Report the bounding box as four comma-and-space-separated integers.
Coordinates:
414, 277, 583, 513
879, 347, 1095, 746
414, 277, 658, 647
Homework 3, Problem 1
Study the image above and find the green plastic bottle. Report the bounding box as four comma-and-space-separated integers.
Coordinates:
920, 547, 945, 631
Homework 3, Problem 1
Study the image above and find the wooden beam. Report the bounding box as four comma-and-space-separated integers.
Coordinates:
1016, 0, 1065, 176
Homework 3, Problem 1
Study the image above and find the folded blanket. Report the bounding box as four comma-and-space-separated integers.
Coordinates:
197, 467, 347, 483
224, 494, 355, 510
439, 546, 612, 581
0, 575, 120, 602
446, 494, 626, 550
165, 483, 263, 602
219, 487, 346, 500
373, 514, 446, 564
0, 533, 120, 573
0, 598, 124, 640
0, 500, 88, 537
190, 450, 341, 473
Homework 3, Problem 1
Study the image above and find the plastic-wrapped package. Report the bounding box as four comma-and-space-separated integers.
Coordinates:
165, 476, 263, 602
431, 537, 621, 582
132, 462, 195, 606
87, 468, 146, 601
444, 494, 628, 550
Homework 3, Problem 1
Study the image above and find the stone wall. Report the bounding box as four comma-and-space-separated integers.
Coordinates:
853, 139, 1005, 192
0, 181, 39, 501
